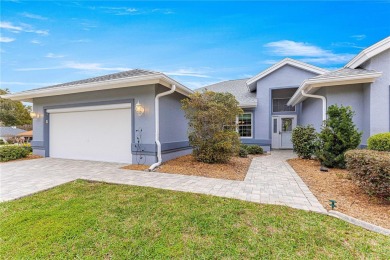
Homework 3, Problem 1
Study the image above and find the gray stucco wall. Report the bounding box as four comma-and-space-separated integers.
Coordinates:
361, 49, 390, 136
31, 84, 190, 164
254, 64, 319, 146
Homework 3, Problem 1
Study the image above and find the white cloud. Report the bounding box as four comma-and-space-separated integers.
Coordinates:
45, 53, 65, 58
20, 12, 48, 20
351, 34, 366, 41
0, 21, 49, 35
97, 6, 173, 16
164, 68, 210, 78
30, 40, 41, 44
0, 36, 15, 42
264, 40, 355, 65
16, 61, 131, 72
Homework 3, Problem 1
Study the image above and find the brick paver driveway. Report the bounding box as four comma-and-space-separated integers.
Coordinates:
0, 150, 326, 213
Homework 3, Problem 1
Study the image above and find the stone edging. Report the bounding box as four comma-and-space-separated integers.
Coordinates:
327, 210, 390, 236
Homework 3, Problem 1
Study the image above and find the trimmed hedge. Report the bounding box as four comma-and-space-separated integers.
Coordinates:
0, 145, 30, 162
368, 132, 390, 151
240, 144, 263, 155
345, 149, 390, 200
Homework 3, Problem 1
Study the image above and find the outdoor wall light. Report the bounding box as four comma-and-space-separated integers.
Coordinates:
135, 101, 145, 116
30, 111, 41, 119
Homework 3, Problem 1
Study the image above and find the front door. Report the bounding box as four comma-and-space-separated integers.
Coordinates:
271, 115, 297, 149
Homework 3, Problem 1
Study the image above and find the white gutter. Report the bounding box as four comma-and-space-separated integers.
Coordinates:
301, 89, 327, 123
149, 84, 177, 171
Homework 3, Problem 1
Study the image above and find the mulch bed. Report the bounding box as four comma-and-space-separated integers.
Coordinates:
0, 154, 43, 163
122, 154, 264, 181
288, 158, 390, 229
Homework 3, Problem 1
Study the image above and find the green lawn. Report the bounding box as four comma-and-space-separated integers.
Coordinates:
1, 180, 389, 259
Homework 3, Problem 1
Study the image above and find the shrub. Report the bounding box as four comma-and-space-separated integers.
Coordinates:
238, 147, 248, 158
0, 139, 5, 145
345, 149, 390, 200
246, 145, 263, 155
240, 144, 249, 151
291, 125, 317, 159
368, 132, 390, 151
182, 91, 243, 163
316, 105, 362, 168
21, 143, 32, 153
0, 145, 29, 162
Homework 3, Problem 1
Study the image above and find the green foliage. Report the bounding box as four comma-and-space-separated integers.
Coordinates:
0, 145, 29, 162
238, 147, 248, 158
182, 91, 243, 163
345, 149, 390, 200
291, 125, 317, 159
315, 105, 362, 168
367, 132, 390, 151
0, 139, 5, 145
0, 89, 32, 127
246, 145, 263, 155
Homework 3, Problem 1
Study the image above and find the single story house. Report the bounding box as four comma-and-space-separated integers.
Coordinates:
17, 130, 33, 143
0, 126, 25, 143
2, 36, 389, 164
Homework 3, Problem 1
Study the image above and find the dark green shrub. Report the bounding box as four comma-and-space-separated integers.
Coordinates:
0, 145, 29, 162
291, 125, 317, 159
0, 139, 5, 145
240, 144, 249, 151
238, 147, 248, 158
345, 149, 390, 200
316, 105, 362, 168
246, 145, 263, 155
368, 132, 390, 151
182, 91, 243, 163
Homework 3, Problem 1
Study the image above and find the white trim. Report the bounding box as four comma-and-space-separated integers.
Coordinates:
345, 36, 390, 69
238, 103, 257, 108
246, 58, 328, 90
237, 112, 253, 138
287, 71, 382, 106
1, 74, 193, 102
46, 103, 132, 114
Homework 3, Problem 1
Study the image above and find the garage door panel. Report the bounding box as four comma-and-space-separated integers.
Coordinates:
49, 108, 132, 163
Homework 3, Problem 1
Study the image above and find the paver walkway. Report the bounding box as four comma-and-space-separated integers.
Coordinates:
0, 150, 326, 213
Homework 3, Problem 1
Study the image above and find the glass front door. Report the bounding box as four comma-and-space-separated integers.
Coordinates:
271, 115, 296, 149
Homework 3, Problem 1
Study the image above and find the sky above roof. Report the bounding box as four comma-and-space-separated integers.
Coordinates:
1, 0, 389, 93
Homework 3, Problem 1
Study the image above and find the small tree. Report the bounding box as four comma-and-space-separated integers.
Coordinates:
291, 125, 317, 159
0, 89, 32, 127
181, 91, 243, 163
316, 105, 362, 168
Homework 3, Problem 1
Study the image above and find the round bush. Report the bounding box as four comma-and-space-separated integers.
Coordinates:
367, 132, 390, 151
238, 147, 248, 158
246, 145, 263, 155
291, 125, 317, 159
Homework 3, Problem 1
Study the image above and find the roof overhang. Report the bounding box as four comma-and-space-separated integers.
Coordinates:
345, 36, 390, 69
246, 58, 329, 91
0, 74, 194, 102
287, 71, 383, 106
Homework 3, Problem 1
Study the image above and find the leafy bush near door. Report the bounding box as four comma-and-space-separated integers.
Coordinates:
367, 132, 390, 151
291, 125, 317, 159
182, 91, 243, 163
315, 105, 362, 168
0, 145, 30, 162
345, 149, 390, 200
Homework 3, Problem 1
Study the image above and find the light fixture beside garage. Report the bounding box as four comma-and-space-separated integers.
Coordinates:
135, 101, 145, 116
30, 111, 41, 119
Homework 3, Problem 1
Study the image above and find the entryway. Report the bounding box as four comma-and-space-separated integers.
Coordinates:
271, 115, 297, 149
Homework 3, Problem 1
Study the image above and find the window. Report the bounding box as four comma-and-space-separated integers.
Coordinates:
273, 98, 295, 112
237, 113, 252, 138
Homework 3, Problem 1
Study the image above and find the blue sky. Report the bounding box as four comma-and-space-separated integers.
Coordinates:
1, 1, 389, 93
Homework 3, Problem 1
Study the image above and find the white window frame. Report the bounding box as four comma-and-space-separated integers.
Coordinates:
272, 98, 296, 113
236, 112, 253, 138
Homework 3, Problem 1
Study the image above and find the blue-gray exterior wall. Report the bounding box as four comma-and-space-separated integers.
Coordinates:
254, 65, 319, 149
31, 84, 190, 164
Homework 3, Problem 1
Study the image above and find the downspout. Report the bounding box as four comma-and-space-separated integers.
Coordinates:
149, 84, 177, 171
301, 89, 327, 123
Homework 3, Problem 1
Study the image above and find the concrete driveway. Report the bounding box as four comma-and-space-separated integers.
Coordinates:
0, 151, 326, 213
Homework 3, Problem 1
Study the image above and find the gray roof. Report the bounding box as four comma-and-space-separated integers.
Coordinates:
19, 69, 160, 93
0, 127, 25, 137
198, 79, 257, 106
312, 68, 378, 80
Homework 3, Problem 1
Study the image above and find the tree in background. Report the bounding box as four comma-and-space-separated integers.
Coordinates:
182, 91, 243, 163
0, 89, 32, 128
316, 105, 362, 168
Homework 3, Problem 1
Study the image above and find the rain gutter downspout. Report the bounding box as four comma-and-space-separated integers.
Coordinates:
149, 84, 177, 171
301, 89, 327, 123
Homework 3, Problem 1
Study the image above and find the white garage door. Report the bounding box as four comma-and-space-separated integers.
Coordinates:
48, 104, 132, 163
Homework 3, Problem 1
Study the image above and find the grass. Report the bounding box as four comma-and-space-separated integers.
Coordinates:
1, 180, 389, 259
